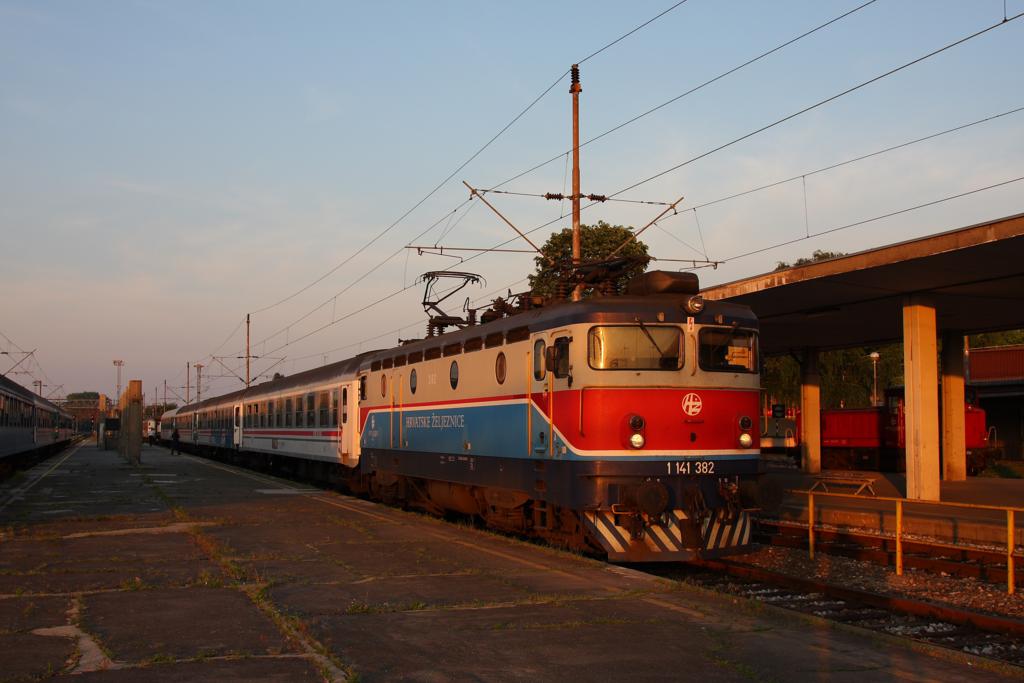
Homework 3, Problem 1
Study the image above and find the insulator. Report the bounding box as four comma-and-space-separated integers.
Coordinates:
570, 64, 581, 93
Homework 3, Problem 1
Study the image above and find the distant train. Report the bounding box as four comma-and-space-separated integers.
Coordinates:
761, 386, 994, 472
0, 374, 76, 464
163, 270, 764, 562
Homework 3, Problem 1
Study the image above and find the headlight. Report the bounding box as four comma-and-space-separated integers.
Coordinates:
685, 295, 705, 314
628, 414, 645, 431
739, 433, 753, 448
629, 433, 645, 449
739, 415, 752, 430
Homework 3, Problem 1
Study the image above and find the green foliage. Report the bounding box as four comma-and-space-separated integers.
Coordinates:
528, 221, 650, 299
762, 344, 903, 410
66, 391, 99, 400
969, 329, 1024, 348
774, 249, 847, 271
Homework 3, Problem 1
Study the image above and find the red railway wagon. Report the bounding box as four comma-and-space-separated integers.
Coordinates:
762, 387, 993, 472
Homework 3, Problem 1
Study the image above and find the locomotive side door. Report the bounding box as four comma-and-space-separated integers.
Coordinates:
528, 330, 573, 457
339, 380, 361, 468
546, 329, 573, 455
529, 333, 558, 457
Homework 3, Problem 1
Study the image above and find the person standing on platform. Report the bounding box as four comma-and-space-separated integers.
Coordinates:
171, 427, 181, 455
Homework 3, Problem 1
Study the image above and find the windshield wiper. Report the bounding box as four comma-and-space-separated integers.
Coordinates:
635, 318, 668, 359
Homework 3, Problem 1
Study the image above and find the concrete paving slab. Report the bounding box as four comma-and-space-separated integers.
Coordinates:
51, 656, 323, 682
1, 443, 1019, 681
0, 595, 70, 631
0, 632, 75, 682
82, 588, 292, 661
269, 572, 532, 616
238, 558, 360, 585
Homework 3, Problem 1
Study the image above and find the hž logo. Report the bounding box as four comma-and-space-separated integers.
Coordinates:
681, 392, 703, 416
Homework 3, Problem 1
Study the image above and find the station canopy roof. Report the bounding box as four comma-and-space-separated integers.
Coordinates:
701, 213, 1024, 356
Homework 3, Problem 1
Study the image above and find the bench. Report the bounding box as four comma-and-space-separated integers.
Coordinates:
809, 475, 877, 497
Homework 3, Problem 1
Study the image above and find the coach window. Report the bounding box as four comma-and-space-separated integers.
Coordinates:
330, 390, 338, 427
533, 339, 546, 380
380, 374, 388, 397
449, 360, 459, 389
698, 327, 757, 373
495, 352, 507, 385
319, 391, 329, 426
284, 398, 293, 427
359, 376, 367, 400
410, 369, 417, 394
342, 388, 349, 424
306, 394, 315, 426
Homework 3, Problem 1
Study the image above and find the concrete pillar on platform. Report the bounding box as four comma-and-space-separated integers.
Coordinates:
125, 380, 143, 465
941, 332, 967, 482
903, 296, 940, 500
799, 349, 821, 474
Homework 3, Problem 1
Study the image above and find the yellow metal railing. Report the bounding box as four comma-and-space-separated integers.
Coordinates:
793, 489, 1022, 595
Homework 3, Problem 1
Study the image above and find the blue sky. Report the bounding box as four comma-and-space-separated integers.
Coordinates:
1, 0, 1022, 399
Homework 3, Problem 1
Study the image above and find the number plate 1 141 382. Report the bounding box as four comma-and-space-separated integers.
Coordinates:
667, 460, 715, 475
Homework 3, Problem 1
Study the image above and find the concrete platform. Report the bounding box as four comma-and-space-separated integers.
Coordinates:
765, 470, 1024, 549
1, 443, 1020, 681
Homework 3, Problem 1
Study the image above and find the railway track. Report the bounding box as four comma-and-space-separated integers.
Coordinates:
758, 518, 1022, 587
653, 559, 1024, 669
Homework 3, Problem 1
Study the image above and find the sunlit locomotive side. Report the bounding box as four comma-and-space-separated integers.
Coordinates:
164, 271, 761, 561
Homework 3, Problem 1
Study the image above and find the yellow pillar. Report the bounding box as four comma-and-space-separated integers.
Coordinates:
903, 297, 940, 500
941, 332, 967, 481
800, 349, 821, 474
126, 380, 143, 465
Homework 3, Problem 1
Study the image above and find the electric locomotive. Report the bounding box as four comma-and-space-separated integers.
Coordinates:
164, 269, 761, 561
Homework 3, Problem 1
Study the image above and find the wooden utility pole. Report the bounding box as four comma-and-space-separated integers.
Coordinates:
570, 64, 583, 302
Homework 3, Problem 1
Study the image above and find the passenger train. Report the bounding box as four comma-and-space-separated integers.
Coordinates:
0, 374, 76, 467
162, 270, 762, 562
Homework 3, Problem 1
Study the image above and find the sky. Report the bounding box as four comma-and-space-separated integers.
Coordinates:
1, 0, 1022, 402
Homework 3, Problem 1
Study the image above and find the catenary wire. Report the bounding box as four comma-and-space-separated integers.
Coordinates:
482, 0, 880, 192
608, 11, 1024, 199
719, 176, 1024, 263
671, 105, 1024, 216
242, 0, 702, 354
249, 9, 1022, 369
244, 0, 694, 319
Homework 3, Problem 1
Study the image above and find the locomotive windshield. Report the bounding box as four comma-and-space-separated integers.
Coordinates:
587, 325, 683, 370
698, 327, 757, 373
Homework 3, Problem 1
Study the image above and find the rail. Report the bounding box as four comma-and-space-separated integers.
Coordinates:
792, 489, 1022, 595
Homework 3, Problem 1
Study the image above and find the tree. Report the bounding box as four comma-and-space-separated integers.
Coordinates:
763, 249, 909, 409
66, 391, 99, 400
774, 250, 847, 271
969, 329, 1024, 348
528, 221, 650, 299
